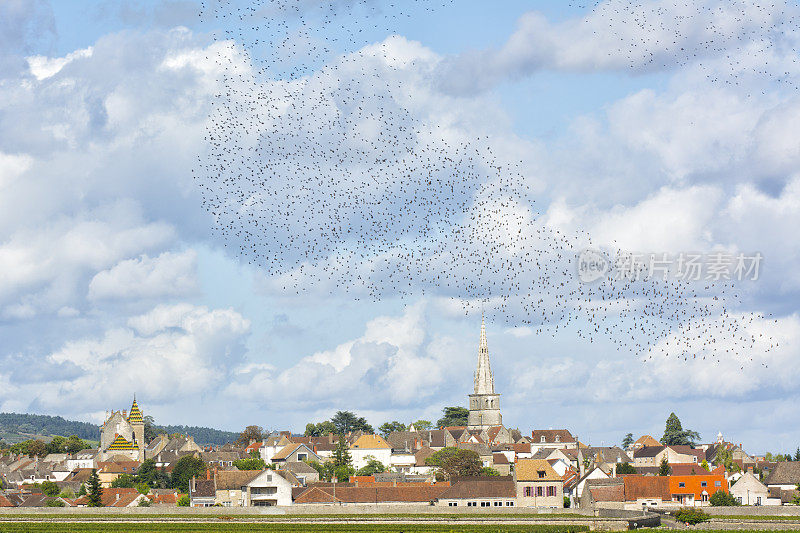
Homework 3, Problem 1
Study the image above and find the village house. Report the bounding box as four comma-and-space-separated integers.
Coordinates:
349, 434, 392, 471
730, 471, 780, 505
435, 476, 516, 507
515, 459, 564, 508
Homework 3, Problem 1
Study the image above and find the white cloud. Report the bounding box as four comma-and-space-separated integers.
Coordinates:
88, 250, 198, 300
1, 303, 251, 412
26, 46, 93, 80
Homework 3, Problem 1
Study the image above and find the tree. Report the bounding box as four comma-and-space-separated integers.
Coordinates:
700, 459, 710, 471
77, 484, 87, 497
440, 449, 483, 479
305, 421, 336, 437
410, 420, 432, 431
170, 456, 206, 493
622, 433, 634, 449
111, 473, 136, 488
143, 415, 159, 444
356, 458, 387, 477
426, 447, 483, 479
713, 447, 741, 473
59, 488, 76, 499
616, 463, 637, 475
87, 469, 103, 507
135, 483, 150, 495
136, 459, 157, 487
176, 495, 190, 507
794, 447, 800, 462
47, 436, 66, 454
27, 439, 48, 457
378, 421, 406, 438
662, 413, 700, 447
709, 490, 739, 506
436, 407, 469, 428
235, 425, 264, 446
41, 480, 59, 496
137, 498, 151, 507
659, 456, 672, 476
332, 435, 352, 469
480, 467, 500, 476
331, 411, 373, 435
64, 435, 86, 454
306, 461, 335, 482
233, 457, 267, 470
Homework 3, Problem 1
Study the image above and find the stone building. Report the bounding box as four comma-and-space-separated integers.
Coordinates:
99, 397, 145, 461
467, 315, 502, 431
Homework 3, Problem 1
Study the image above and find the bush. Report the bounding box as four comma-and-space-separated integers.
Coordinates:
176, 494, 190, 507
564, 496, 571, 508
709, 490, 740, 506
673, 507, 710, 525
45, 498, 65, 507
40, 480, 60, 496
137, 498, 151, 507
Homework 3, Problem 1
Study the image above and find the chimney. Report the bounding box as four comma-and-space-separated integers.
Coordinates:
123, 410, 127, 418
116, 493, 120, 501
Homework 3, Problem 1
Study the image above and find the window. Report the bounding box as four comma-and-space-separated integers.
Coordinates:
538, 470, 545, 478
541, 436, 546, 443
715, 481, 721, 487
448, 502, 457, 507
494, 501, 502, 506
481, 501, 490, 507
536, 487, 543, 497
467, 501, 476, 507
524, 487, 531, 497
547, 486, 556, 497
506, 501, 514, 506
701, 481, 707, 487
678, 482, 685, 488
555, 435, 561, 443
297, 453, 307, 461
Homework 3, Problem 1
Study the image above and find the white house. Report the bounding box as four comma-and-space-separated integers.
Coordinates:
349, 435, 392, 471
731, 472, 780, 506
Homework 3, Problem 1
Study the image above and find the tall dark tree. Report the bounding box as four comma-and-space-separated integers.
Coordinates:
170, 456, 207, 493
64, 435, 86, 454
436, 406, 469, 428
331, 411, 373, 435
87, 469, 103, 507
622, 433, 634, 449
332, 436, 352, 468
659, 456, 672, 476
662, 413, 700, 446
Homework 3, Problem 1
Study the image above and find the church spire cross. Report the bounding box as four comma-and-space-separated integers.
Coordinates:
474, 313, 495, 395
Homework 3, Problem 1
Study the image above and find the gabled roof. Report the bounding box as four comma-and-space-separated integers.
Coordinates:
765, 462, 800, 486
633, 435, 661, 448
531, 429, 575, 444
492, 453, 509, 465
190, 479, 216, 498
282, 461, 318, 475
437, 476, 515, 499
215, 469, 263, 490
415, 445, 435, 467
272, 443, 312, 461
515, 459, 561, 481
107, 434, 137, 451
634, 445, 666, 458
75, 488, 141, 507
622, 475, 670, 501
0, 494, 15, 507
351, 434, 391, 450
294, 485, 448, 504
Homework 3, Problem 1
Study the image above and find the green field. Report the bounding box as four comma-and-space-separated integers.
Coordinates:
0, 524, 590, 533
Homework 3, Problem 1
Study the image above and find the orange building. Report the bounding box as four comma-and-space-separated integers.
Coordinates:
669, 474, 728, 505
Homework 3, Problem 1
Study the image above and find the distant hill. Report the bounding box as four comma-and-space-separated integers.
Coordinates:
0, 413, 239, 446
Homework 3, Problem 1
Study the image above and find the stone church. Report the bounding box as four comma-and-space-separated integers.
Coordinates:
467, 315, 503, 431
99, 397, 145, 461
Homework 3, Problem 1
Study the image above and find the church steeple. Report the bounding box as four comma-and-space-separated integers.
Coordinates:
474, 313, 495, 395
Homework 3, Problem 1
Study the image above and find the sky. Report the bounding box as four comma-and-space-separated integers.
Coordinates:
2, 0, 800, 454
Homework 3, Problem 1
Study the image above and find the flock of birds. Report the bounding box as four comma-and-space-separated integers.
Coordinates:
194, 0, 779, 368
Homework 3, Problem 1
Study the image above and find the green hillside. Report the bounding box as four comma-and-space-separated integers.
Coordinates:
0, 413, 238, 446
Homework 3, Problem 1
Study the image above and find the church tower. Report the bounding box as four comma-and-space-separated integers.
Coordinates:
467, 314, 502, 430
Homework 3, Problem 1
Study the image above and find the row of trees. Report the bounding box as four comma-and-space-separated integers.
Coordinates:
303, 407, 474, 439
2, 435, 89, 457
110, 456, 206, 493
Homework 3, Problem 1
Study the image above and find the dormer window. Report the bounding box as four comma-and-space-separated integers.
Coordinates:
537, 470, 545, 478
555, 435, 561, 442
541, 436, 546, 443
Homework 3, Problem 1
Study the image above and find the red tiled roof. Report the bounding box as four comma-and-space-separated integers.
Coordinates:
74, 488, 141, 507
622, 475, 671, 501
295, 485, 449, 504
0, 494, 15, 507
